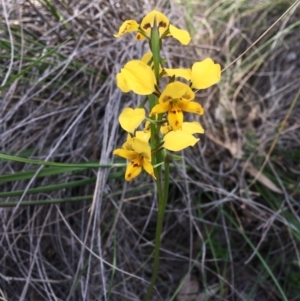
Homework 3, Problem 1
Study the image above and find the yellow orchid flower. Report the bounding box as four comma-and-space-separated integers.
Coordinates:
114, 10, 191, 45
113, 137, 156, 181
116, 60, 156, 95
164, 58, 221, 89
149, 81, 204, 130
163, 121, 204, 151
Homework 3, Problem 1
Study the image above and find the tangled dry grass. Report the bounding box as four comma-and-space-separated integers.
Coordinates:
1, 0, 300, 300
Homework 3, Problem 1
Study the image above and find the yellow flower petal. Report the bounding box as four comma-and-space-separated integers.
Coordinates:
130, 137, 151, 161
143, 120, 151, 131
178, 100, 204, 115
160, 122, 172, 135
135, 130, 151, 143
191, 58, 221, 89
113, 148, 136, 160
142, 159, 156, 179
163, 131, 199, 151
167, 102, 184, 130
141, 52, 165, 75
139, 10, 169, 39
149, 102, 170, 116
125, 160, 142, 181
135, 32, 147, 41
122, 137, 138, 151
114, 20, 139, 38
182, 122, 204, 134
159, 81, 194, 103
163, 68, 191, 80
169, 24, 191, 45
122, 138, 134, 150
119, 107, 145, 133
117, 60, 156, 95
141, 52, 153, 65
116, 72, 130, 93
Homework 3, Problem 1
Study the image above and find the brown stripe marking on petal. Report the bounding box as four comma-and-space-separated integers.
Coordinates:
143, 23, 151, 30
158, 21, 167, 29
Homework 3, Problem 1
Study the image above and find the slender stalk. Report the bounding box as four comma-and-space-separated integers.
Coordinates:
143, 177, 166, 301
163, 154, 170, 203
143, 19, 169, 301
144, 95, 165, 301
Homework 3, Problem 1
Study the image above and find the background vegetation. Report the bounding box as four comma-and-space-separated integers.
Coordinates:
1, 0, 299, 300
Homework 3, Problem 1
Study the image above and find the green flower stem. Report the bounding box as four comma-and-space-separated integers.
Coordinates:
143, 175, 166, 301
143, 155, 169, 300
144, 21, 169, 301
150, 17, 161, 79
163, 154, 170, 202
145, 94, 165, 301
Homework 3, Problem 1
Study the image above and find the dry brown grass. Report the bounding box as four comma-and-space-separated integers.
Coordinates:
1, 0, 300, 300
